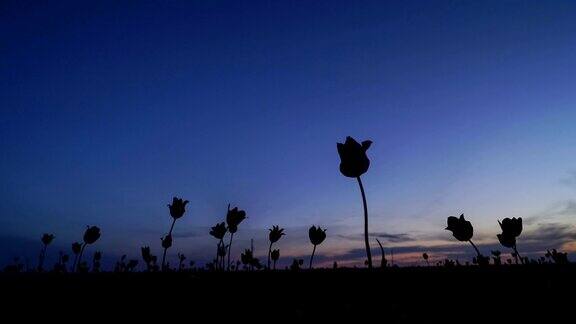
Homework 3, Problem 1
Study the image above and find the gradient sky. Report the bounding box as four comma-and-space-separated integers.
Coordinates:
2, 0, 576, 268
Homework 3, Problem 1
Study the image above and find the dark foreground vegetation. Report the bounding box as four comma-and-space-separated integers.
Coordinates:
3, 265, 573, 322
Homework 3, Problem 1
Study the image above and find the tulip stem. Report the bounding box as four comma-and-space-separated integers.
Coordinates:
356, 176, 373, 269
38, 245, 47, 272
267, 242, 273, 270
161, 218, 177, 272
468, 240, 481, 258
75, 243, 87, 273
227, 233, 234, 271
309, 244, 317, 269
514, 245, 525, 265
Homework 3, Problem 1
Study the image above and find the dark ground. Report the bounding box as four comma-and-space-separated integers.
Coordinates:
2, 265, 573, 322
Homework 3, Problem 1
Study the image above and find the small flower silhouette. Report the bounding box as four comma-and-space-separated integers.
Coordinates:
210, 222, 228, 270
92, 251, 102, 272
75, 226, 101, 272
308, 225, 327, 269
161, 234, 173, 249
267, 225, 285, 269
71, 242, 82, 271
337, 136, 374, 268
210, 222, 228, 240
225, 205, 247, 271
168, 197, 189, 219
271, 249, 280, 270
422, 253, 430, 266
446, 214, 485, 263
497, 217, 524, 265
38, 233, 55, 272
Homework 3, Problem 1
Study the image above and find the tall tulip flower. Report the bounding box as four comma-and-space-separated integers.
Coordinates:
308, 225, 327, 269
446, 214, 485, 264
75, 226, 101, 272
38, 233, 55, 272
337, 136, 374, 268
225, 204, 246, 271
267, 225, 285, 269
162, 197, 189, 271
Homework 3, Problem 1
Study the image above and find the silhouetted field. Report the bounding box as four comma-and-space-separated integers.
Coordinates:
3, 265, 573, 322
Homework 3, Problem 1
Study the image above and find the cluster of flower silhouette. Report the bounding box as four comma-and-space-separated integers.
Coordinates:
3, 136, 572, 273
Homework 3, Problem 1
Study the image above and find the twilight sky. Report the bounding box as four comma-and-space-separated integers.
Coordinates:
2, 0, 576, 268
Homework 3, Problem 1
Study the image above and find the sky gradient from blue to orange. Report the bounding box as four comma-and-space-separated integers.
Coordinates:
2, 0, 576, 268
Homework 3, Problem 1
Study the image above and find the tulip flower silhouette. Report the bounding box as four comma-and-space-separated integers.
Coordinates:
446, 214, 484, 263
337, 136, 374, 268
142, 246, 154, 271
75, 226, 101, 272
422, 253, 430, 266
308, 225, 327, 269
178, 253, 186, 271
497, 217, 524, 265
267, 225, 285, 269
38, 233, 55, 272
271, 249, 280, 270
225, 204, 247, 271
162, 197, 189, 271
210, 222, 228, 270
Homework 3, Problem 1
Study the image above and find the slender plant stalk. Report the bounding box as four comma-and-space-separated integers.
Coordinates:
309, 244, 317, 269
356, 176, 372, 268
513, 245, 525, 265
38, 245, 47, 272
161, 218, 177, 271
376, 238, 386, 268
75, 243, 87, 272
468, 240, 481, 259
227, 233, 234, 271
267, 241, 273, 269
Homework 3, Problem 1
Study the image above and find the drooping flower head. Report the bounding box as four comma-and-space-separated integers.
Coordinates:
226, 206, 246, 234
168, 197, 189, 219
269, 225, 285, 243
210, 222, 228, 240
308, 225, 327, 246
161, 234, 173, 249
41, 233, 55, 246
336, 136, 372, 178
446, 214, 473, 242
83, 226, 101, 245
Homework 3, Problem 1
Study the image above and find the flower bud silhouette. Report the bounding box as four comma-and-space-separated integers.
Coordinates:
337, 136, 372, 178
210, 222, 228, 240
267, 225, 285, 269
268, 225, 285, 244
142, 246, 153, 270
168, 197, 189, 219
210, 222, 228, 270
72, 242, 82, 255
83, 226, 101, 245
497, 217, 524, 264
41, 233, 55, 246
225, 205, 247, 271
161, 234, 173, 249
337, 136, 374, 268
38, 233, 55, 272
271, 249, 280, 270
74, 226, 101, 272
308, 225, 327, 269
446, 214, 484, 263
446, 214, 473, 242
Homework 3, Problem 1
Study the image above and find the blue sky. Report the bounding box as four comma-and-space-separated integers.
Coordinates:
2, 0, 576, 268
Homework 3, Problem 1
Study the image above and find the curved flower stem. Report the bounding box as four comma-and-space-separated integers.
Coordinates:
468, 240, 481, 258
356, 176, 372, 269
309, 244, 317, 269
513, 245, 525, 265
227, 233, 234, 271
267, 242, 273, 270
376, 238, 386, 269
75, 243, 87, 273
38, 245, 47, 272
